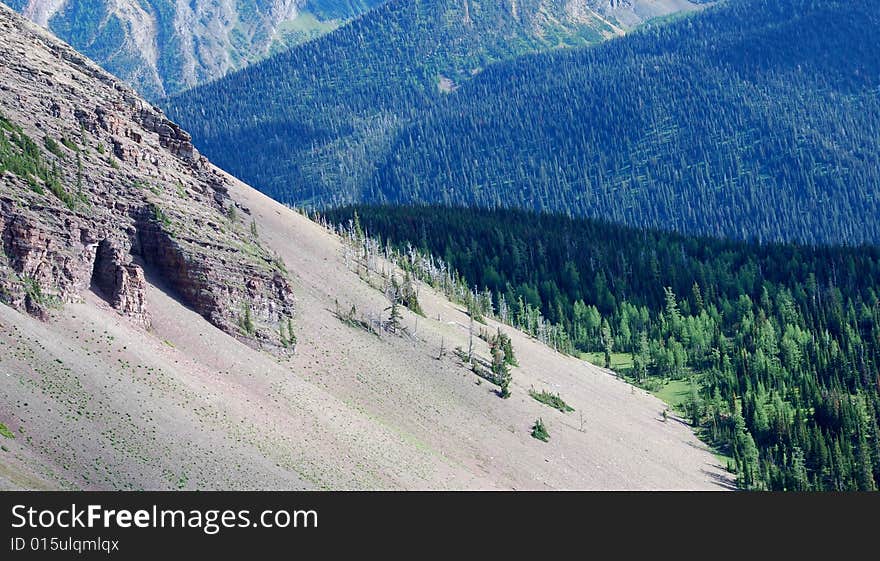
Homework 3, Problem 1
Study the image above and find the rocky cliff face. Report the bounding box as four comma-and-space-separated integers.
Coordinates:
0, 4, 295, 349
6, 0, 382, 98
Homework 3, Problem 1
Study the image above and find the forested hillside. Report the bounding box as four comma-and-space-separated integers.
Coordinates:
326, 205, 880, 491
164, 0, 701, 206
170, 0, 880, 246
366, 0, 880, 245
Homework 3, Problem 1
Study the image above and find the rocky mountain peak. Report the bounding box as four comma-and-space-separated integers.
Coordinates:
0, 3, 295, 350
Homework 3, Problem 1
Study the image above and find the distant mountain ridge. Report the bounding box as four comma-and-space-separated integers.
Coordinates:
4, 0, 384, 98
361, 0, 880, 245
169, 0, 880, 246
164, 0, 703, 206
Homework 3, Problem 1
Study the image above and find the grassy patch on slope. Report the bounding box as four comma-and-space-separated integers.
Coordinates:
529, 389, 574, 413
0, 423, 14, 439
581, 352, 633, 371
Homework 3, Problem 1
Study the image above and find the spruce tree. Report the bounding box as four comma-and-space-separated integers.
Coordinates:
491, 338, 512, 398
386, 298, 404, 334
600, 319, 613, 369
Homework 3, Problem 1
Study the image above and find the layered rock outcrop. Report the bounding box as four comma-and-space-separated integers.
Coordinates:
0, 4, 295, 350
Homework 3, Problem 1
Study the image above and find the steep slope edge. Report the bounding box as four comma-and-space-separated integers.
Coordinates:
0, 4, 295, 349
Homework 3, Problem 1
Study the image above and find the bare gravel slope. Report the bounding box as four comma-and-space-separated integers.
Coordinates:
0, 2, 732, 491
0, 174, 734, 490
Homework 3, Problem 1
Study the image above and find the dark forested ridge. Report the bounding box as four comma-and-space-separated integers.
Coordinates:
366, 0, 880, 245
170, 0, 880, 246
163, 0, 700, 207
326, 204, 880, 491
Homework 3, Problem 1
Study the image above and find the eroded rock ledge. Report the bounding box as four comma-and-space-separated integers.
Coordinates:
0, 5, 295, 350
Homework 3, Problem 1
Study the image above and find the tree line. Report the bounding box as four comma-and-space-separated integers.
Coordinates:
325, 204, 880, 491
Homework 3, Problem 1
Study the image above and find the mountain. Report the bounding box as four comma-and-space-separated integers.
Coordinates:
365, 0, 880, 246
170, 0, 880, 246
0, 4, 730, 490
4, 0, 384, 99
163, 0, 704, 206
0, 4, 296, 349
327, 204, 880, 491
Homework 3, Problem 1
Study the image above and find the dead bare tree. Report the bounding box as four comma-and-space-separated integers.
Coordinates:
467, 314, 474, 362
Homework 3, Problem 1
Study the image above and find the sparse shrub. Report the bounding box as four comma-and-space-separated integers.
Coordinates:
61, 137, 78, 151
238, 303, 256, 336
334, 300, 378, 335
279, 316, 297, 348
47, 164, 76, 210
0, 423, 14, 439
1, 114, 64, 200
271, 255, 287, 274
531, 418, 549, 442
75, 151, 83, 196
22, 276, 57, 308
529, 389, 574, 413
43, 136, 64, 159
150, 203, 171, 227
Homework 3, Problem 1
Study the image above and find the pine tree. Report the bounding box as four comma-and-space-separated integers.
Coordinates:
352, 210, 364, 244
790, 446, 809, 491
491, 338, 512, 398
467, 313, 474, 362
733, 397, 761, 489
496, 328, 517, 366
400, 270, 423, 315
600, 318, 614, 369
635, 330, 649, 381
324, 203, 880, 491
855, 426, 877, 491
386, 298, 404, 334
692, 282, 704, 313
